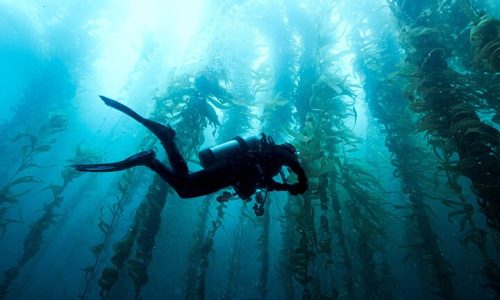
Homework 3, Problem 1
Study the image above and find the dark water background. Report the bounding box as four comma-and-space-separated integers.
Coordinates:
1, 0, 500, 299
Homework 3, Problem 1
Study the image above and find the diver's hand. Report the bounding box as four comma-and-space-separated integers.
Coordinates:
288, 183, 308, 195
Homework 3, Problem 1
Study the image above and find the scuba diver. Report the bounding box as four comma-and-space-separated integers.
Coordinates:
73, 96, 308, 209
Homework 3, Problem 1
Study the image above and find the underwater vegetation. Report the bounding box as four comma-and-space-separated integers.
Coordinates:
390, 1, 500, 241
0, 114, 77, 298
470, 14, 500, 72
1, 0, 500, 299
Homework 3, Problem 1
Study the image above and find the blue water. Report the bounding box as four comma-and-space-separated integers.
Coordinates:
1, 1, 500, 299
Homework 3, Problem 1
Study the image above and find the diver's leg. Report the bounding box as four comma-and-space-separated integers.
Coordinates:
73, 150, 156, 172
161, 138, 189, 175
145, 158, 237, 199
146, 158, 187, 194
73, 150, 189, 197
169, 160, 236, 198
99, 96, 188, 174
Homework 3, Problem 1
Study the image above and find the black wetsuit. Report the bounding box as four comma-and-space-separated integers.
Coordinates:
73, 96, 308, 199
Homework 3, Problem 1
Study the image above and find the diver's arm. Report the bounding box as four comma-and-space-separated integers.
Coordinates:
268, 149, 308, 195
284, 160, 307, 188
267, 177, 307, 195
267, 180, 288, 191
278, 149, 308, 184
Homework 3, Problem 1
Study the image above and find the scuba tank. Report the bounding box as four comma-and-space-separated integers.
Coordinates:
198, 135, 261, 168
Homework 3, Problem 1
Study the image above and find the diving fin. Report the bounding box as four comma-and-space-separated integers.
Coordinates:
99, 95, 144, 122
98, 95, 176, 145
73, 150, 155, 172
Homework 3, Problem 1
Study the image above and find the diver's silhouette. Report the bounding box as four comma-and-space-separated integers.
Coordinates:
73, 96, 308, 201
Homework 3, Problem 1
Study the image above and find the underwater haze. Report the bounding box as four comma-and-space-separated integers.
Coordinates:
1, 0, 500, 299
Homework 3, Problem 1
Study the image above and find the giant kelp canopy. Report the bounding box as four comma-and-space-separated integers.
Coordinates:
0, 0, 499, 299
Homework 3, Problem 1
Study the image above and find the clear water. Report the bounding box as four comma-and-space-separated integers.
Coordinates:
1, 1, 499, 299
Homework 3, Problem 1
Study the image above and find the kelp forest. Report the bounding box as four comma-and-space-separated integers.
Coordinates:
0, 0, 499, 299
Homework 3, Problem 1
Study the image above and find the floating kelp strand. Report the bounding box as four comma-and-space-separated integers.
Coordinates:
195, 201, 227, 299
317, 175, 333, 257
0, 116, 77, 299
218, 204, 247, 300
1, 178, 73, 299
248, 3, 306, 298
0, 122, 67, 237
129, 178, 169, 298
189, 17, 258, 290
278, 198, 296, 300
81, 121, 163, 299
469, 14, 500, 72
90, 141, 156, 299
182, 92, 240, 299
96, 71, 224, 299
256, 13, 297, 290
282, 3, 361, 296
441, 157, 500, 297
99, 210, 139, 298
278, 4, 348, 297
330, 182, 354, 300
256, 196, 271, 300
252, 2, 297, 141
350, 7, 457, 297
403, 24, 500, 236
341, 158, 390, 300
80, 169, 140, 300
184, 199, 211, 300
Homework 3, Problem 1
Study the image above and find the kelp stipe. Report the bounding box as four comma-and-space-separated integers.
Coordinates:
278, 2, 367, 298
390, 0, 500, 297
184, 199, 211, 300
470, 14, 500, 72
180, 70, 250, 300
80, 166, 143, 300
94, 131, 167, 298
0, 114, 69, 239
394, 0, 500, 235
351, 5, 458, 297
218, 203, 248, 300
0, 114, 75, 299
95, 70, 233, 299
182, 10, 259, 293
